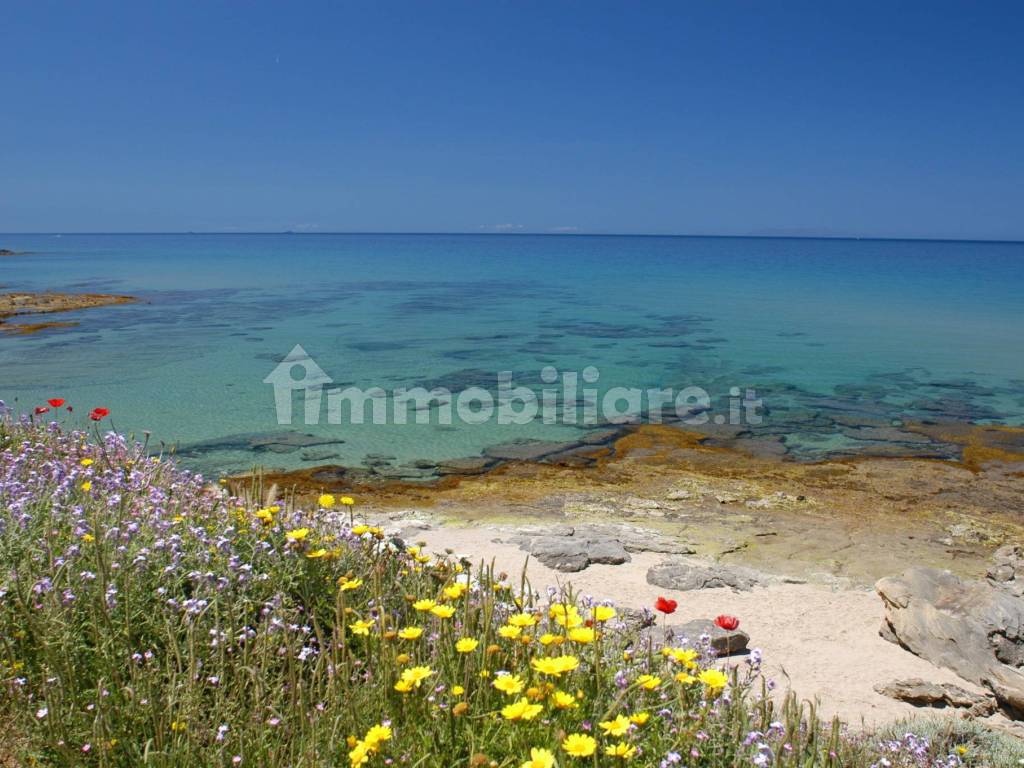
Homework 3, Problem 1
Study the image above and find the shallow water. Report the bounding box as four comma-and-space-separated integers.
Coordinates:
2, 233, 1022, 476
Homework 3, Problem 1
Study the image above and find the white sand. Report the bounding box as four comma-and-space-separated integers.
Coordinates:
403, 522, 991, 728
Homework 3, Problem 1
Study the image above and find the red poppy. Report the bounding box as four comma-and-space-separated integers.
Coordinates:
89, 407, 111, 421
47, 398, 65, 408
34, 406, 50, 415
654, 596, 678, 614
714, 614, 740, 631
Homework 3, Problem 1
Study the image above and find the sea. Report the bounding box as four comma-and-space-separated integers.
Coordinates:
2, 233, 1022, 478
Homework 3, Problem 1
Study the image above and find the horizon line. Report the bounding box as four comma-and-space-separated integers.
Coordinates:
2, 231, 1023, 245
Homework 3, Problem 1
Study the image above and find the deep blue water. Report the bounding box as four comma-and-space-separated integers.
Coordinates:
1, 233, 1021, 476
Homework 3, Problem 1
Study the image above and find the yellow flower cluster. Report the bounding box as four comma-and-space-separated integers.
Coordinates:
394, 665, 433, 693
501, 697, 543, 721
301, 521, 736, 767
348, 723, 392, 767
530, 655, 580, 677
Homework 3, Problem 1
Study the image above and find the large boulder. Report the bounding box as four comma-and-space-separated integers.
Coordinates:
876, 567, 1024, 716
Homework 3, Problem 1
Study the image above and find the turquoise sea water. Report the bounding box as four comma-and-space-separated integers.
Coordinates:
1, 234, 1022, 477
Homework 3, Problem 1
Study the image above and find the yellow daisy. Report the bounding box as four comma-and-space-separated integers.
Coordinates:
562, 733, 597, 758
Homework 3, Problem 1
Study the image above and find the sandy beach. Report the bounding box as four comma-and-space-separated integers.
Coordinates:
296, 423, 1024, 732
348, 511, 1009, 731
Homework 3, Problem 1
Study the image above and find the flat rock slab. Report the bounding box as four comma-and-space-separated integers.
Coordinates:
877, 566, 1024, 717
436, 456, 498, 475
647, 559, 762, 591
525, 536, 631, 572
300, 449, 342, 462
484, 439, 582, 462
251, 433, 346, 452
572, 524, 695, 556
510, 523, 694, 572
873, 678, 996, 716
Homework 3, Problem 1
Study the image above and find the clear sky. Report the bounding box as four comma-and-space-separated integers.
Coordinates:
2, 1, 1022, 240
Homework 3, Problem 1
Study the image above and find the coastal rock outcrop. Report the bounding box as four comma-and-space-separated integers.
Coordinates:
873, 678, 997, 717
988, 544, 1024, 598
647, 559, 762, 592
876, 566, 1024, 716
0, 291, 136, 335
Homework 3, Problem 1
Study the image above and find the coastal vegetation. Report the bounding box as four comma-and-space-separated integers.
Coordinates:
0, 407, 1020, 767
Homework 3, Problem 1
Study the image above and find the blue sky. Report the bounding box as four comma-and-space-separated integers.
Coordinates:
2, 1, 1022, 239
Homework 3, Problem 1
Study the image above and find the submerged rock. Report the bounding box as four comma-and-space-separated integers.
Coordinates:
578, 427, 622, 446
484, 439, 582, 461
179, 431, 345, 457
541, 445, 607, 468
300, 448, 342, 462
876, 567, 1024, 716
435, 456, 498, 475
370, 464, 438, 481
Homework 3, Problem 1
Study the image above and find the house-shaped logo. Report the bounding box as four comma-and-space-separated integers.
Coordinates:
263, 345, 333, 425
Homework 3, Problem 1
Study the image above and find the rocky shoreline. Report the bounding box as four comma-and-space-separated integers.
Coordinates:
342, 507, 1024, 731
218, 415, 1024, 727
0, 290, 137, 335
877, 552, 1024, 718
226, 417, 1024, 490
225, 421, 1024, 585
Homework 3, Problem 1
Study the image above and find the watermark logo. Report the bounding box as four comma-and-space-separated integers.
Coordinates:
263, 345, 334, 425
265, 348, 763, 427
